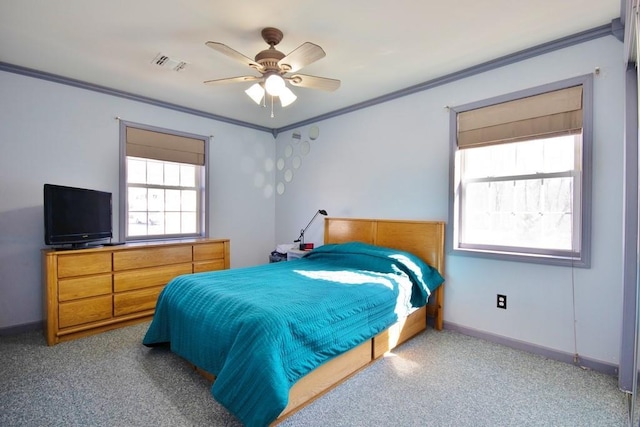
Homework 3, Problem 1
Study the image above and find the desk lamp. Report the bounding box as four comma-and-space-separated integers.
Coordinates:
294, 209, 328, 250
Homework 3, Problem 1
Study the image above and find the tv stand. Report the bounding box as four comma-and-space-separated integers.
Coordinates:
42, 238, 230, 345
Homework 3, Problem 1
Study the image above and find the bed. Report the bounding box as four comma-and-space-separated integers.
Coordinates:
143, 218, 445, 426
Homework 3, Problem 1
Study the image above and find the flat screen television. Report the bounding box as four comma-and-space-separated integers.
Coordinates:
44, 184, 113, 247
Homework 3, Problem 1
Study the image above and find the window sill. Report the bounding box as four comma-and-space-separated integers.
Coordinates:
451, 247, 589, 268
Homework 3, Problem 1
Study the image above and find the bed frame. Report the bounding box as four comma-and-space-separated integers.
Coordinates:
195, 217, 445, 424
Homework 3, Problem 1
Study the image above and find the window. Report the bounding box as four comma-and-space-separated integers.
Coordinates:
119, 122, 208, 241
450, 76, 592, 267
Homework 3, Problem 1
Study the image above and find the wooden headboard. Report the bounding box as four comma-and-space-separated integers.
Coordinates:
324, 217, 445, 330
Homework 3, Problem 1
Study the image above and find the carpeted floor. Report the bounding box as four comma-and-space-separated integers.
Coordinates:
0, 322, 631, 426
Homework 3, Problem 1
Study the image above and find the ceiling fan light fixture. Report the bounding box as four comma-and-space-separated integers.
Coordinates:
279, 86, 297, 107
265, 74, 285, 96
204, 27, 340, 112
245, 83, 265, 105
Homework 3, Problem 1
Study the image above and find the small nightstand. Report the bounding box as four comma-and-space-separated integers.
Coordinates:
287, 248, 309, 261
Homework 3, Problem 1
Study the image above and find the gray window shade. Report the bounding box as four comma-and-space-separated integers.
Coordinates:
457, 85, 583, 148
126, 127, 205, 165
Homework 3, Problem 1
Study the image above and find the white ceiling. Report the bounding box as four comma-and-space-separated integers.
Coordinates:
0, 0, 621, 130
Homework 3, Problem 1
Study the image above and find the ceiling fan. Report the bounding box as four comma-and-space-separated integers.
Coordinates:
204, 27, 340, 111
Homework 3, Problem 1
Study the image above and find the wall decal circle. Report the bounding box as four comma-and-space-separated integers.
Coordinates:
309, 126, 319, 140
292, 156, 301, 169
264, 158, 274, 172
301, 141, 310, 155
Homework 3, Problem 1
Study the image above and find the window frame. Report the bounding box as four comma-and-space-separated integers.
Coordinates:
118, 120, 209, 242
448, 75, 593, 267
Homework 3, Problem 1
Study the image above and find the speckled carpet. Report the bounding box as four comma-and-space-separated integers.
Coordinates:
0, 323, 631, 426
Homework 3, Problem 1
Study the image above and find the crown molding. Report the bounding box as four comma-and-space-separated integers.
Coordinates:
0, 22, 619, 138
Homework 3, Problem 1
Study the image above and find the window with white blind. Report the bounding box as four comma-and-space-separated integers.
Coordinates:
119, 122, 208, 241
449, 76, 592, 267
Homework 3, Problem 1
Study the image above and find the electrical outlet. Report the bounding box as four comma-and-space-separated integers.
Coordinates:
497, 294, 507, 309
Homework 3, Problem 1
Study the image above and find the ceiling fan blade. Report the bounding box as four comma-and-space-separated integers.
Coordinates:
278, 42, 325, 73
287, 74, 341, 91
204, 76, 262, 85
205, 41, 264, 71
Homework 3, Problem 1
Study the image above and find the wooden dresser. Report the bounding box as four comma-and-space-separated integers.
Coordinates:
42, 238, 230, 345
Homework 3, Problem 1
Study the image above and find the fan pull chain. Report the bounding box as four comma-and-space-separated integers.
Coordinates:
270, 95, 275, 118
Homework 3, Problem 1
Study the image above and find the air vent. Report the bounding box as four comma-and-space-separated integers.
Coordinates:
152, 53, 188, 72
153, 54, 170, 66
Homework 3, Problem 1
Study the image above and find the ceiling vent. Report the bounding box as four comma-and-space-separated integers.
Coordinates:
152, 53, 187, 72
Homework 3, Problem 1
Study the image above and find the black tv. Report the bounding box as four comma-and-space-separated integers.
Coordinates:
44, 184, 113, 247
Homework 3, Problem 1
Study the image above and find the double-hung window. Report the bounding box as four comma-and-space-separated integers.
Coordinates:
119, 122, 208, 241
450, 76, 592, 267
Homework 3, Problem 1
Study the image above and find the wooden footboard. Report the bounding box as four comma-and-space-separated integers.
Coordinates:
279, 340, 372, 418
373, 305, 427, 359
275, 305, 427, 423
191, 305, 428, 424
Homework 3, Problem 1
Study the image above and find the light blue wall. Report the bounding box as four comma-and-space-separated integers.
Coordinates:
0, 71, 275, 329
274, 36, 625, 366
0, 34, 627, 368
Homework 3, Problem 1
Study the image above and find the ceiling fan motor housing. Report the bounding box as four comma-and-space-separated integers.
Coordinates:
261, 27, 283, 46
256, 27, 287, 73
255, 48, 285, 72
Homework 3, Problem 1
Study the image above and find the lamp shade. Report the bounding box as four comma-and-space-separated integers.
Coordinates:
278, 86, 297, 107
245, 83, 265, 105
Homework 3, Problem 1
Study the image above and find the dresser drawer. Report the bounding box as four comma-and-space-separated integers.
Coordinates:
193, 242, 226, 261
193, 259, 226, 273
58, 274, 112, 302
58, 295, 113, 328
58, 253, 112, 278
113, 246, 192, 271
113, 263, 192, 292
114, 286, 163, 317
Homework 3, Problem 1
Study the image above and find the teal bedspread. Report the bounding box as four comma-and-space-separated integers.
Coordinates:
143, 242, 443, 426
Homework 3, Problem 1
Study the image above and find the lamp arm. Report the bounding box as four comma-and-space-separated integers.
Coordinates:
293, 210, 327, 243
294, 212, 319, 242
